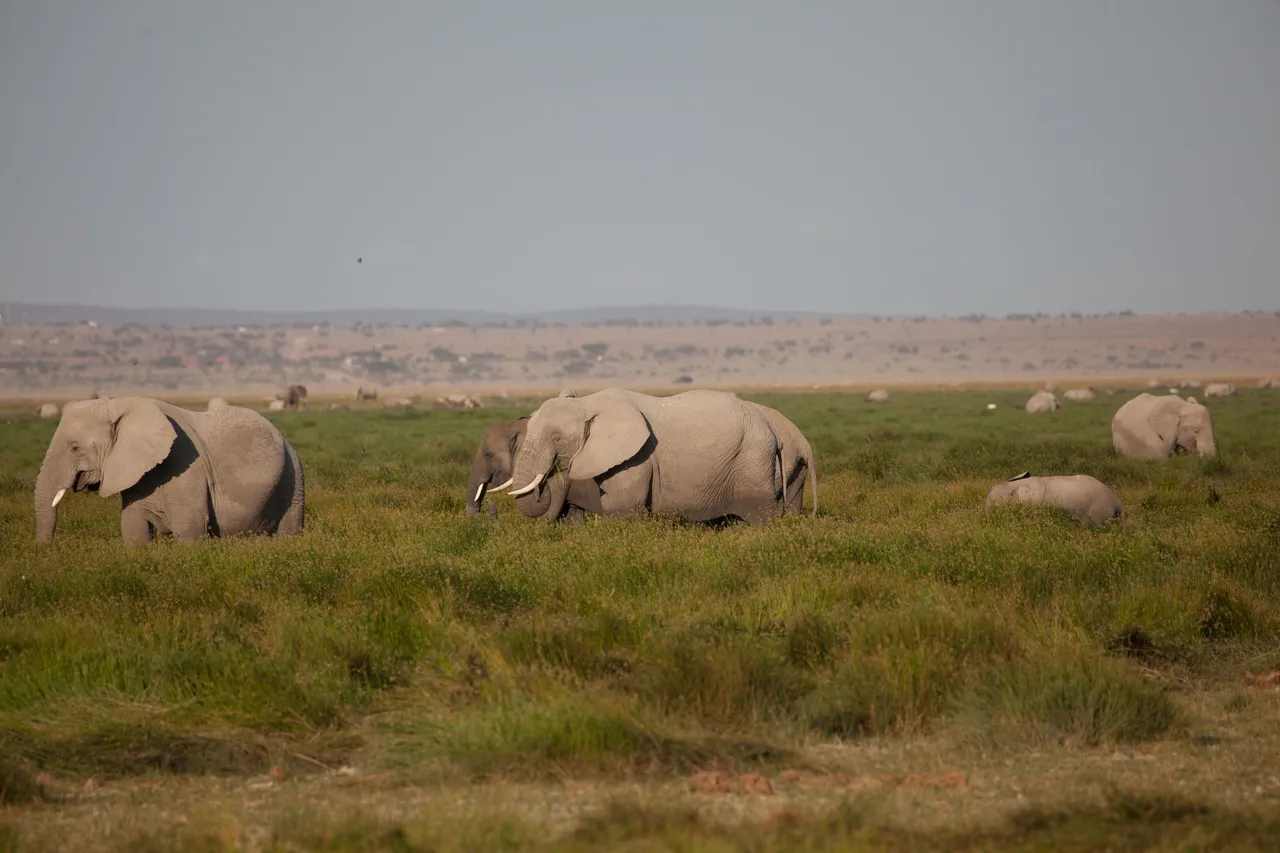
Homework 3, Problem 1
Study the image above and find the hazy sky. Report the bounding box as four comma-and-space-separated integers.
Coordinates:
2, 1, 1278, 316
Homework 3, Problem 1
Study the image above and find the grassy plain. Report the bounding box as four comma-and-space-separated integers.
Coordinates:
2, 388, 1280, 851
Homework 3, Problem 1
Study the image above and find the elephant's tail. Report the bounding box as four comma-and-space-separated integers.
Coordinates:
809, 446, 818, 516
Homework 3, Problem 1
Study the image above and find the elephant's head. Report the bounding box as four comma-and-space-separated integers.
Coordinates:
985, 471, 1038, 508
466, 418, 527, 517
34, 397, 176, 542
1173, 397, 1216, 457
507, 394, 651, 519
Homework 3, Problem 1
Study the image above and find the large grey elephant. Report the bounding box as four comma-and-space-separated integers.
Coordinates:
1112, 393, 1216, 459
742, 400, 817, 515
35, 396, 305, 545
506, 389, 784, 523
986, 472, 1124, 528
465, 416, 602, 521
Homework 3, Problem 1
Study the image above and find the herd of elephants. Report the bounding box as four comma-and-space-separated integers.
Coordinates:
31, 387, 1219, 546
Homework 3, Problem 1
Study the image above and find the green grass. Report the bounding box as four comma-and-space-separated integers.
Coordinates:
3, 389, 1280, 848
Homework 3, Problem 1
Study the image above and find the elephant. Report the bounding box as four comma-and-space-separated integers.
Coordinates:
278, 384, 308, 410
355, 387, 378, 401
35, 396, 305, 546
207, 397, 229, 411
986, 472, 1124, 528
1111, 393, 1216, 459
1025, 391, 1060, 413
1257, 378, 1278, 390
1204, 383, 1236, 398
466, 416, 603, 520
742, 400, 817, 515
1063, 388, 1096, 402
37, 403, 59, 419
866, 389, 890, 403
506, 389, 784, 524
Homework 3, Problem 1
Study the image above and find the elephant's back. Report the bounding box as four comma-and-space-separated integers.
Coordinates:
199, 406, 289, 520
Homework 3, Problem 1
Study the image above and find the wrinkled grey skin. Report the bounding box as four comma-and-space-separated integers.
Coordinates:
986, 472, 1124, 528
35, 396, 304, 546
510, 389, 783, 524
466, 416, 603, 521
1112, 393, 1217, 459
742, 401, 817, 515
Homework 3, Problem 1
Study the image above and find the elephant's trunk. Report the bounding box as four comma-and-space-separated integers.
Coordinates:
465, 449, 493, 517
1199, 429, 1217, 458
34, 448, 73, 543
511, 437, 560, 519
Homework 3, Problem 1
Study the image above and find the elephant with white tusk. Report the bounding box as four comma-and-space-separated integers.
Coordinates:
34, 396, 305, 546
986, 472, 1124, 528
465, 416, 603, 521
1112, 393, 1216, 459
506, 389, 785, 524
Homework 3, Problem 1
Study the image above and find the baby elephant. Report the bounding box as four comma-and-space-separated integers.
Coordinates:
986, 473, 1123, 528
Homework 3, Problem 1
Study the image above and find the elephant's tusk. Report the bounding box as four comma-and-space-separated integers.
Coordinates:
51, 488, 66, 508
474, 483, 487, 504
508, 472, 545, 497
492, 477, 514, 492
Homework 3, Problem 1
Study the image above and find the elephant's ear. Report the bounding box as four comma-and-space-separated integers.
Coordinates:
569, 399, 651, 480
1008, 471, 1031, 481
100, 399, 177, 497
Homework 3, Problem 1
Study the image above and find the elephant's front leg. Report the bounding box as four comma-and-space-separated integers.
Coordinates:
120, 503, 153, 547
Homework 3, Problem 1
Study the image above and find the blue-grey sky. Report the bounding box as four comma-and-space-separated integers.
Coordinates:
2, 1, 1278, 316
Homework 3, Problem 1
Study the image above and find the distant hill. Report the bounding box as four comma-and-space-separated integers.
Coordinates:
0, 302, 837, 328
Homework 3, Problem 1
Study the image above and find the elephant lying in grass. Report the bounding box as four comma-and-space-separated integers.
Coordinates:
986, 473, 1124, 528
505, 389, 787, 524
1025, 391, 1060, 413
1112, 393, 1216, 459
35, 396, 305, 545
466, 416, 603, 521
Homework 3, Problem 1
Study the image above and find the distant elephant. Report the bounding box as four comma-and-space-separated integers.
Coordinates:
267, 399, 287, 411
1256, 378, 1278, 390
1063, 388, 1095, 402
37, 403, 59, 419
1204, 383, 1236, 398
506, 389, 783, 524
35, 396, 305, 546
466, 416, 603, 520
742, 401, 817, 515
278, 384, 308, 410
207, 397, 229, 411
1025, 391, 1060, 413
866, 389, 890, 403
986, 473, 1124, 528
1112, 393, 1216, 459
355, 387, 378, 401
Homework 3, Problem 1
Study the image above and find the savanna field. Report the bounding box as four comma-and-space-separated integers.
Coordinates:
2, 389, 1280, 852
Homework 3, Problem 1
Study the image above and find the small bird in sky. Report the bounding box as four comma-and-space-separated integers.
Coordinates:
357, 257, 363, 264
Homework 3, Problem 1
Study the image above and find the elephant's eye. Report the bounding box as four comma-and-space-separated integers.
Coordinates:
69, 442, 80, 452
484, 448, 493, 458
